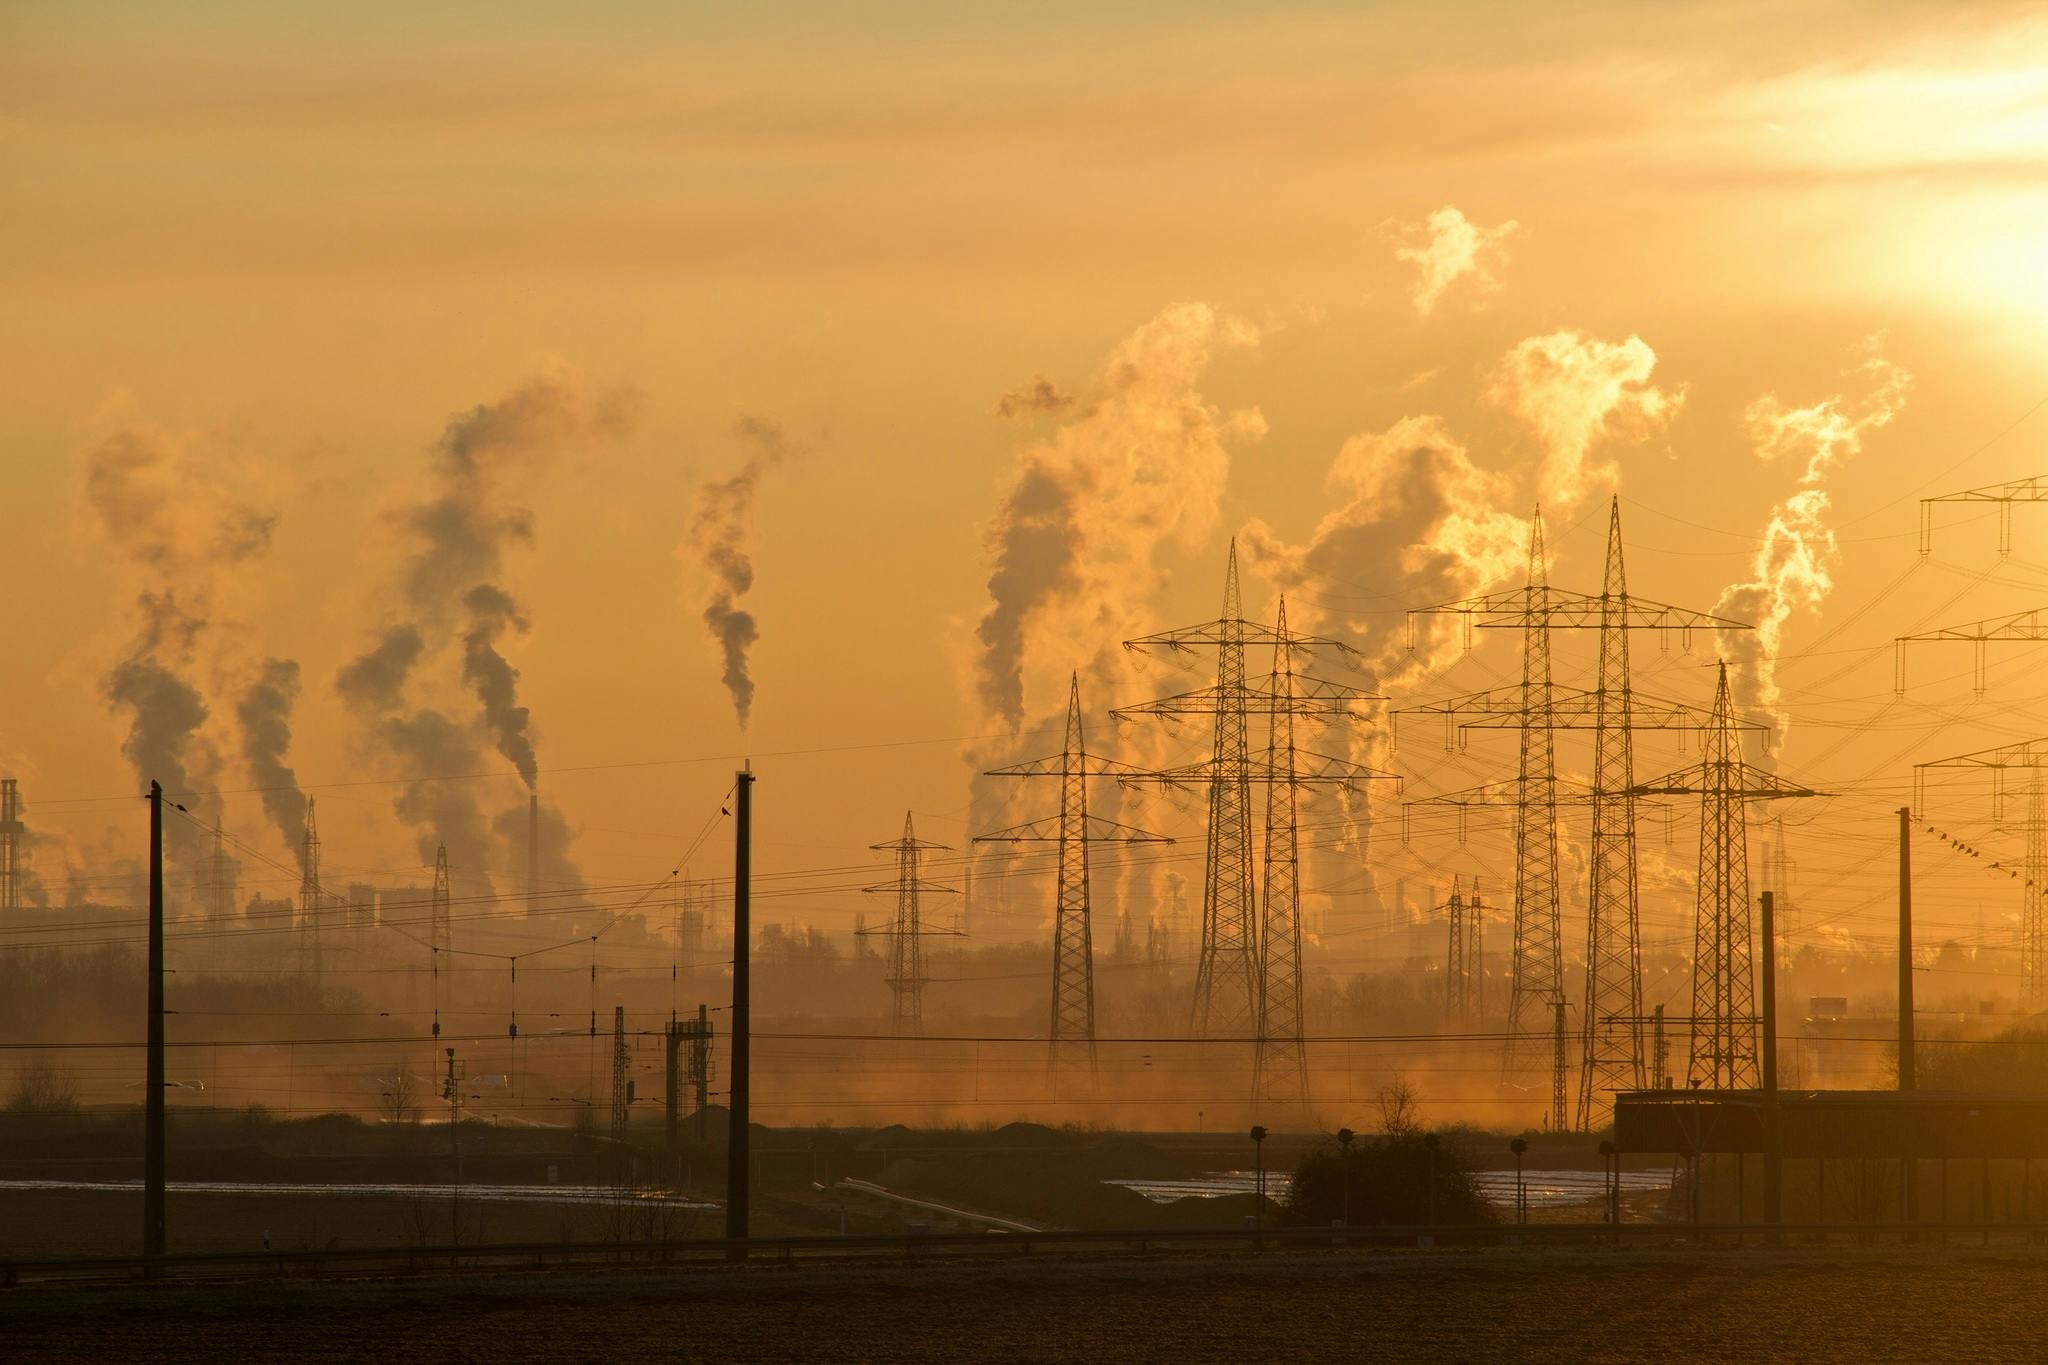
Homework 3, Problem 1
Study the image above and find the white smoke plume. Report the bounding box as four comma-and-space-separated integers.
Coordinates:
338, 367, 633, 877
1488, 331, 1682, 509
687, 417, 788, 731
1715, 343, 1911, 751
82, 427, 275, 864
1243, 415, 1526, 689
1242, 414, 1528, 922
966, 303, 1262, 943
974, 301, 1264, 731
1393, 206, 1517, 316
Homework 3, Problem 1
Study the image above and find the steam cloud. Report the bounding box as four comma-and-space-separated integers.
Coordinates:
339, 368, 634, 876
1488, 331, 1682, 509
1715, 343, 1911, 751
1394, 206, 1518, 316
688, 417, 788, 730
83, 428, 276, 865
974, 301, 1265, 731
1243, 413, 1528, 927
236, 659, 311, 871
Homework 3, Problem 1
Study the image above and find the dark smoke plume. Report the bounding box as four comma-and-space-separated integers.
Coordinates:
461, 584, 536, 789
236, 659, 310, 872
688, 418, 788, 729
337, 369, 632, 878
84, 426, 274, 866
335, 625, 424, 714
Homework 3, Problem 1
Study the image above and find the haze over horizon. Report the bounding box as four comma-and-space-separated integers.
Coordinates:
7, 0, 2048, 1007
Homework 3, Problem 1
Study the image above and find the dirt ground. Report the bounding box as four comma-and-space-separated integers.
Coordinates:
7, 1245, 2048, 1363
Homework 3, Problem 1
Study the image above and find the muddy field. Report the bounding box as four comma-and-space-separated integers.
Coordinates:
6, 1245, 2047, 1363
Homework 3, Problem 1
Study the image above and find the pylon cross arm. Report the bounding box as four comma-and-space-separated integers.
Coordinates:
1899, 609, 2048, 642
973, 815, 1172, 844
984, 754, 1157, 779
1629, 769, 1823, 800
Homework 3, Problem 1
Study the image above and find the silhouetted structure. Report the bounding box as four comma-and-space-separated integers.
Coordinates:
860, 811, 958, 1034
981, 675, 1165, 1072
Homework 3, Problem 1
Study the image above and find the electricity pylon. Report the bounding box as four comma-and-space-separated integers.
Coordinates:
1915, 737, 2048, 1004
978, 674, 1170, 1072
609, 1005, 630, 1178
1121, 550, 1381, 1042
1899, 473, 2048, 692
1443, 878, 1484, 1024
1633, 662, 1819, 1089
859, 811, 960, 1035
1406, 497, 1750, 1129
299, 797, 323, 979
1919, 473, 2048, 559
1120, 592, 1392, 1106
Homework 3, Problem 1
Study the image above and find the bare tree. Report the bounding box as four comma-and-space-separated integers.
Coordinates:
378, 1065, 422, 1125
1375, 1078, 1421, 1137
5, 1057, 80, 1115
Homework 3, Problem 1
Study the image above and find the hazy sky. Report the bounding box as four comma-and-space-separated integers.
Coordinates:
9, 1, 2048, 979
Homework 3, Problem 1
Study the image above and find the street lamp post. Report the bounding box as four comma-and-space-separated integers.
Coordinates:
1424, 1132, 1441, 1227
1510, 1137, 1528, 1225
1598, 1140, 1618, 1225
1337, 1127, 1355, 1228
1250, 1125, 1268, 1229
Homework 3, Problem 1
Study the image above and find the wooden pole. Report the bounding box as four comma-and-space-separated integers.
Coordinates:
1760, 890, 1781, 1227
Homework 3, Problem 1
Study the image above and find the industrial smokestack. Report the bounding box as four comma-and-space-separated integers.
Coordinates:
528, 790, 541, 919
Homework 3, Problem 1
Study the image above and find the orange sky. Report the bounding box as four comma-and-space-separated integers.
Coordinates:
8, 1, 2048, 986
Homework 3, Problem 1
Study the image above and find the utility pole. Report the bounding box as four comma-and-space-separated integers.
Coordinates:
145, 780, 165, 1262
1760, 890, 1781, 1228
726, 767, 752, 1248
443, 1046, 464, 1245
1898, 806, 1915, 1091
1899, 805, 1918, 1226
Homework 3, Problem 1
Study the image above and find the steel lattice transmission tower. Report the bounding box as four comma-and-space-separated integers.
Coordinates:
1915, 737, 2048, 1004
609, 1004, 630, 1179
1634, 663, 1818, 1089
1407, 497, 1750, 1129
1122, 548, 1383, 1047
1443, 877, 1485, 1024
860, 812, 959, 1035
1121, 595, 1390, 1104
979, 674, 1168, 1072
299, 797, 324, 978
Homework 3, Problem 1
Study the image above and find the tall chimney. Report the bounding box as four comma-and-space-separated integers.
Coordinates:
528, 791, 541, 919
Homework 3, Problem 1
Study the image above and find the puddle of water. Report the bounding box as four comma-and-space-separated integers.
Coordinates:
0, 1179, 717, 1210
1108, 1169, 1673, 1210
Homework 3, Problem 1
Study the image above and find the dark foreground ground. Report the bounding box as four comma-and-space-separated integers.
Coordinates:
6, 1245, 2046, 1363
